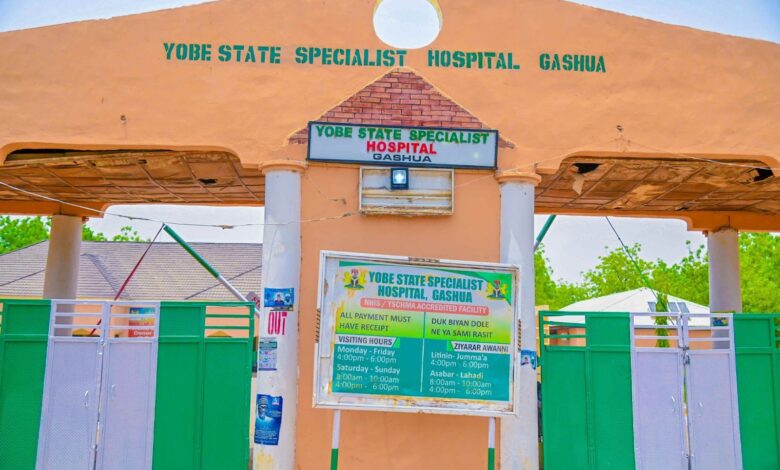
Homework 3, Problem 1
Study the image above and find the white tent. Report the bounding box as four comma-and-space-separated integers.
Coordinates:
553, 287, 710, 327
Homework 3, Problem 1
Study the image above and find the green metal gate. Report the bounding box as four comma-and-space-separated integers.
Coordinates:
0, 299, 50, 469
539, 311, 635, 470
734, 314, 780, 470
153, 301, 254, 470
0, 299, 254, 470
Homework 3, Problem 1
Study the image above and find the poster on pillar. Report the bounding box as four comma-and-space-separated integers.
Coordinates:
314, 251, 520, 416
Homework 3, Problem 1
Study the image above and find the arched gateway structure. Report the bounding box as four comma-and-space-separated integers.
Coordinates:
0, 1, 777, 469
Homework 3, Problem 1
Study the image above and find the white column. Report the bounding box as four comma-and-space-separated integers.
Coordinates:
707, 227, 742, 313
255, 161, 304, 469
498, 172, 540, 470
43, 215, 83, 299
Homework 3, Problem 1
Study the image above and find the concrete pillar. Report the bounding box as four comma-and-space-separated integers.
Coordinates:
254, 161, 306, 470
43, 215, 83, 299
497, 170, 541, 470
707, 227, 742, 313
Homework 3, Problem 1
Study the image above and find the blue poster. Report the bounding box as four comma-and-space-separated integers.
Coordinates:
254, 394, 283, 445
712, 316, 729, 327
263, 288, 295, 310
520, 349, 537, 370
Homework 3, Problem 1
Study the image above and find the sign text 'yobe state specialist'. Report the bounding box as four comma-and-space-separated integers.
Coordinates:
314, 252, 519, 416
307, 122, 498, 169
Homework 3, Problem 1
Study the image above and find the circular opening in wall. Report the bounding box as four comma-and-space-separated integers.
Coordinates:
373, 0, 442, 49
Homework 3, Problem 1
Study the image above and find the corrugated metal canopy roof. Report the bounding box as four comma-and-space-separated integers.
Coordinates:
0, 240, 261, 301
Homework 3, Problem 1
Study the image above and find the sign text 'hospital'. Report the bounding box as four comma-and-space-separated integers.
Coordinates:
307, 122, 498, 169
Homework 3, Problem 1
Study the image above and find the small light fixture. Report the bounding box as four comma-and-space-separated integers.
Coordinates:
390, 167, 409, 190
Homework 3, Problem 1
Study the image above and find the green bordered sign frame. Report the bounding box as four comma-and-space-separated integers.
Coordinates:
313, 251, 519, 417
307, 122, 499, 169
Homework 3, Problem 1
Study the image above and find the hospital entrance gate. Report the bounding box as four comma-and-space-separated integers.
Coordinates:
630, 313, 742, 470
540, 311, 743, 470
36, 300, 160, 469
0, 299, 254, 469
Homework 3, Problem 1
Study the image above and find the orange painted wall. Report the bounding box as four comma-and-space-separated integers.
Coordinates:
297, 165, 501, 469
0, 0, 778, 176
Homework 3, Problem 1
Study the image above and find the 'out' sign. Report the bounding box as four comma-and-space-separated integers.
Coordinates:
267, 311, 287, 335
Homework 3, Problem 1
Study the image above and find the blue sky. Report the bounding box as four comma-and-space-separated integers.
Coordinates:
0, 1, 777, 284
2, 0, 778, 43
572, 0, 780, 44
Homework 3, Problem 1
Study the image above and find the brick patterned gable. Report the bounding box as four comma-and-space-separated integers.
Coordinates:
288, 69, 512, 148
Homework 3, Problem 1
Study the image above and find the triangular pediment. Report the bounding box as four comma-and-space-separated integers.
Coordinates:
289, 69, 512, 148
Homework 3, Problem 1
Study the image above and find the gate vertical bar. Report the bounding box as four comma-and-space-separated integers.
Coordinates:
201, 304, 254, 469
96, 302, 160, 470
540, 311, 634, 469
0, 299, 50, 469
36, 300, 105, 470
734, 314, 780, 469
540, 312, 589, 469
588, 313, 634, 469
152, 302, 205, 469
685, 313, 742, 470
631, 312, 687, 470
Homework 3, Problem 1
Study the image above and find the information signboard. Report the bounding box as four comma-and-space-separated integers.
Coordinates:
307, 122, 498, 169
314, 251, 519, 416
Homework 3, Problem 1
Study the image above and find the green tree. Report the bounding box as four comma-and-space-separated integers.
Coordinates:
650, 241, 709, 307
110, 226, 146, 242
534, 245, 589, 310
0, 216, 50, 254
654, 291, 671, 347
740, 232, 780, 313
582, 243, 651, 297
548, 282, 589, 310
82, 224, 108, 241
536, 233, 779, 313
534, 246, 558, 308
0, 216, 147, 255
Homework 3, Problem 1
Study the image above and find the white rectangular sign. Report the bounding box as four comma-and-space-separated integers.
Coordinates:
307, 122, 498, 169
313, 251, 519, 416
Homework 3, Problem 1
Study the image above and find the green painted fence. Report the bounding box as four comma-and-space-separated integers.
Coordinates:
0, 299, 254, 470
734, 314, 780, 470
539, 311, 635, 470
0, 299, 50, 470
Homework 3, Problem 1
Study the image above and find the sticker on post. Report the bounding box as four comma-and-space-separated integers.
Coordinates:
520, 349, 537, 370
254, 394, 283, 445
246, 291, 263, 310
128, 307, 155, 338
712, 316, 729, 326
258, 337, 278, 371
264, 287, 295, 311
